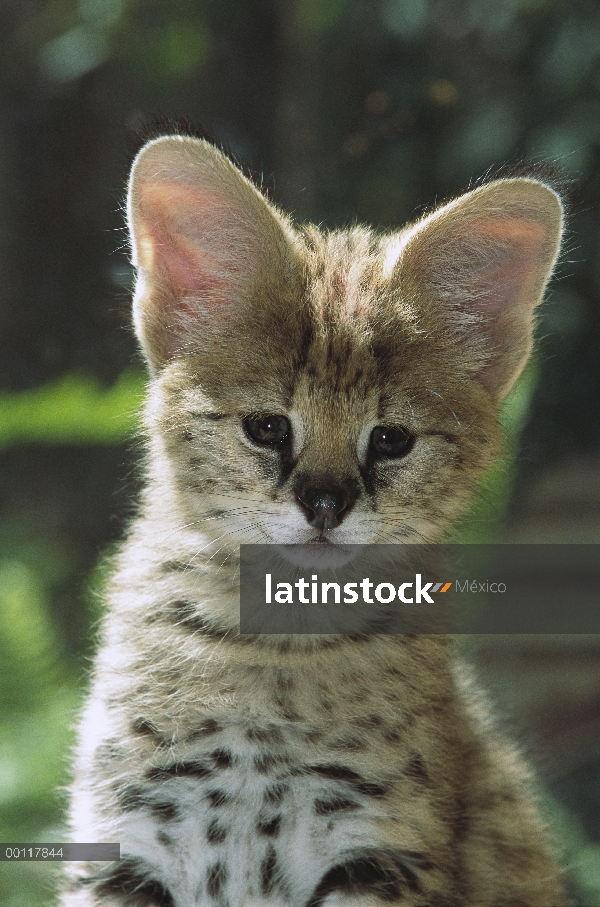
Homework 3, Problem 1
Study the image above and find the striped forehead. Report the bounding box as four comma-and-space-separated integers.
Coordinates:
308, 232, 382, 318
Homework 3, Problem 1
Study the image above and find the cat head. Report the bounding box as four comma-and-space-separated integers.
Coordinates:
127, 136, 563, 548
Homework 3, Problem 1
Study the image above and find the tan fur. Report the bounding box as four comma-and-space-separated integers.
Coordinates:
60, 136, 567, 906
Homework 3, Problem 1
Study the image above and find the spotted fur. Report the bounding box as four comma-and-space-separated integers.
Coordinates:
60, 136, 568, 905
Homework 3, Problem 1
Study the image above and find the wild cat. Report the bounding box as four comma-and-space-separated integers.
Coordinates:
60, 135, 568, 906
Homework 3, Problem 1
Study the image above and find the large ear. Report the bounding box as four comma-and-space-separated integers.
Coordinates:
395, 178, 564, 400
127, 135, 295, 371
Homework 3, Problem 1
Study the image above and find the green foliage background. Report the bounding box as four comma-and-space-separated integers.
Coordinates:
1, 368, 597, 906
1, 0, 600, 904
0, 373, 145, 905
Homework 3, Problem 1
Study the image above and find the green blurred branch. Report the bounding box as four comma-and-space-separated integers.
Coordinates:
0, 369, 146, 450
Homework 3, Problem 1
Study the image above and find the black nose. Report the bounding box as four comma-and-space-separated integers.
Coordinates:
296, 486, 351, 531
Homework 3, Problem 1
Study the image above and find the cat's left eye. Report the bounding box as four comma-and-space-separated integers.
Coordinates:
370, 425, 414, 459
244, 415, 290, 446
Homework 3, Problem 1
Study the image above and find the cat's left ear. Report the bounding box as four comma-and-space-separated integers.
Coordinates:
127, 135, 296, 371
394, 178, 564, 400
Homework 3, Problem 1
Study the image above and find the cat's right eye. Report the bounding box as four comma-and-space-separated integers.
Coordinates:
370, 425, 415, 459
244, 415, 290, 447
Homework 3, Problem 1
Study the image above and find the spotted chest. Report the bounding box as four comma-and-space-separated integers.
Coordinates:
89, 724, 432, 907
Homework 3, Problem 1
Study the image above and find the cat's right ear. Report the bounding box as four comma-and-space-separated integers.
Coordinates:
127, 136, 295, 371
391, 177, 564, 401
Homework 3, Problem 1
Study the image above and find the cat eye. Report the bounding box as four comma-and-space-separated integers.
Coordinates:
370, 425, 414, 459
244, 415, 290, 447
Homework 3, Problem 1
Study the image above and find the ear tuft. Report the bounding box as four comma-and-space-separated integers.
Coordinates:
398, 178, 564, 399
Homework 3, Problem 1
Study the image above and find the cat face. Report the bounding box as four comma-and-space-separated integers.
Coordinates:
128, 136, 563, 548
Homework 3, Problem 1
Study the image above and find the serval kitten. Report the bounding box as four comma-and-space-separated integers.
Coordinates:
60, 135, 567, 906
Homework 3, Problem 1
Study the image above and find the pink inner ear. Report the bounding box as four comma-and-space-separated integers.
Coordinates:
470, 215, 547, 247
456, 215, 549, 315
137, 183, 236, 306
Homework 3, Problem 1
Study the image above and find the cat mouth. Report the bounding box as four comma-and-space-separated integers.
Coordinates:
309, 535, 330, 544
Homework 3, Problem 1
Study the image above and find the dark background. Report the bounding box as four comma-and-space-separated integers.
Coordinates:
1, 1, 600, 904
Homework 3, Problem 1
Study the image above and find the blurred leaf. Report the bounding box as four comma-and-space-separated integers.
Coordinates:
0, 556, 76, 720
577, 844, 600, 902
0, 691, 79, 829
0, 561, 58, 671
0, 859, 59, 907
450, 365, 538, 542
541, 791, 600, 905
0, 555, 82, 905
79, 0, 125, 29
0, 369, 146, 450
0, 688, 81, 906
40, 25, 109, 82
